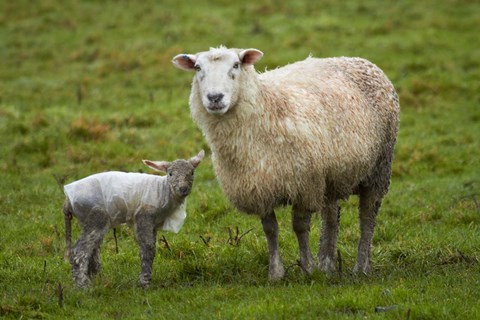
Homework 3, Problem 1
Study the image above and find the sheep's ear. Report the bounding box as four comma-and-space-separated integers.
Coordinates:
189, 150, 205, 168
239, 49, 263, 66
172, 54, 197, 71
143, 160, 171, 173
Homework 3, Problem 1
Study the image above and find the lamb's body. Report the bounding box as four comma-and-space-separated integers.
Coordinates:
64, 172, 186, 231
63, 151, 204, 288
173, 47, 399, 279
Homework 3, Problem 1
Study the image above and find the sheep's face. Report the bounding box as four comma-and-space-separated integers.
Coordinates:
172, 47, 263, 115
143, 150, 205, 198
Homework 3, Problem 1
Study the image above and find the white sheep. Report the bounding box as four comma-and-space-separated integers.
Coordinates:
172, 46, 400, 279
63, 150, 204, 288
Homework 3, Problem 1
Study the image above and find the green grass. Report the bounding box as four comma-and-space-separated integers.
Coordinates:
1, 0, 479, 319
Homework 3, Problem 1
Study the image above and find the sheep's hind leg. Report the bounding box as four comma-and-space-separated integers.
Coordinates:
261, 211, 285, 280
292, 206, 314, 274
317, 199, 340, 273
353, 187, 382, 274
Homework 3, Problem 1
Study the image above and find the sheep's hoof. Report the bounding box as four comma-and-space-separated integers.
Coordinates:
317, 257, 336, 273
300, 259, 315, 275
268, 266, 285, 281
268, 273, 284, 281
353, 262, 370, 275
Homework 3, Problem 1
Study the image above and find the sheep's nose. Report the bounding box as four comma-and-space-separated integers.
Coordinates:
207, 93, 224, 103
180, 186, 189, 196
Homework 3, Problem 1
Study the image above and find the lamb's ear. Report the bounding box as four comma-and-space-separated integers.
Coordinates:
143, 160, 171, 173
189, 150, 205, 168
239, 49, 263, 66
172, 54, 197, 71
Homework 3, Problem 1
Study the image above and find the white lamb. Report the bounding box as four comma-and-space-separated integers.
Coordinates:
172, 46, 400, 279
63, 150, 204, 288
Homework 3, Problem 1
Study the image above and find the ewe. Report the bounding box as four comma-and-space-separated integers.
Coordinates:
173, 46, 399, 279
63, 150, 204, 288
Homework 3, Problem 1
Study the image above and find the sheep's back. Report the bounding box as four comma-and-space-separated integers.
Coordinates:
258, 57, 398, 192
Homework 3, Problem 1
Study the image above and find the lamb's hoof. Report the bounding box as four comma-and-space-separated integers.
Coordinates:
74, 279, 89, 289
139, 275, 151, 289
73, 272, 90, 289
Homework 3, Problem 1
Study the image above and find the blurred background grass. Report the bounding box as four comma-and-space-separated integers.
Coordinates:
0, 0, 479, 319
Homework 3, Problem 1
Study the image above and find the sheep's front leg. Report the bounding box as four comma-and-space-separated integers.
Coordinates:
318, 200, 340, 273
135, 214, 157, 289
292, 207, 314, 274
261, 211, 284, 280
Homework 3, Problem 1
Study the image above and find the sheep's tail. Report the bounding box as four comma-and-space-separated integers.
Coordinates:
63, 198, 73, 262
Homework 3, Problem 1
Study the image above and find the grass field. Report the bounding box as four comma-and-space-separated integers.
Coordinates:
1, 0, 479, 319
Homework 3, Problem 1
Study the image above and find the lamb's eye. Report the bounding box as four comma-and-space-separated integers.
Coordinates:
233, 62, 240, 69
194, 65, 201, 72
169, 172, 173, 177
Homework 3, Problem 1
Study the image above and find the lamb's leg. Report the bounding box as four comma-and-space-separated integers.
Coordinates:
317, 199, 340, 273
71, 232, 90, 288
354, 187, 382, 274
292, 207, 314, 274
88, 248, 101, 278
63, 199, 73, 262
135, 214, 156, 289
71, 208, 110, 288
261, 210, 284, 280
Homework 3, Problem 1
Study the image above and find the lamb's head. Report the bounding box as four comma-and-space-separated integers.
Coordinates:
172, 47, 263, 115
143, 150, 205, 198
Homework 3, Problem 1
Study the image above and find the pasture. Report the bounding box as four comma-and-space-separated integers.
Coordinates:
1, 0, 479, 318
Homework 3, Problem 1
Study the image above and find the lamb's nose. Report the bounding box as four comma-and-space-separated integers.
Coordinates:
180, 186, 189, 195
207, 93, 224, 103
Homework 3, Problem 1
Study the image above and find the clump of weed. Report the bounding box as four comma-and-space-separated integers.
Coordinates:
69, 116, 110, 141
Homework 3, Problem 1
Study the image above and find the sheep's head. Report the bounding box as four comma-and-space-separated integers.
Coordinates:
143, 150, 205, 199
172, 47, 263, 115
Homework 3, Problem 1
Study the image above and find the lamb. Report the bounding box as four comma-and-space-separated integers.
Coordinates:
172, 46, 400, 280
63, 150, 204, 288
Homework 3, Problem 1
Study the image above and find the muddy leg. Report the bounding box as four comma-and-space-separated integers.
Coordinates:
87, 248, 102, 278
135, 214, 157, 289
292, 206, 314, 274
71, 208, 109, 288
317, 199, 340, 273
353, 187, 382, 274
261, 210, 284, 280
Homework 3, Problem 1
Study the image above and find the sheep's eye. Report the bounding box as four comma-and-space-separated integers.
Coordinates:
194, 65, 201, 72
168, 172, 173, 177
233, 62, 240, 69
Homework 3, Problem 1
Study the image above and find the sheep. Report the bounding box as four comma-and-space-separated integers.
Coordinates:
63, 150, 204, 288
172, 46, 400, 280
